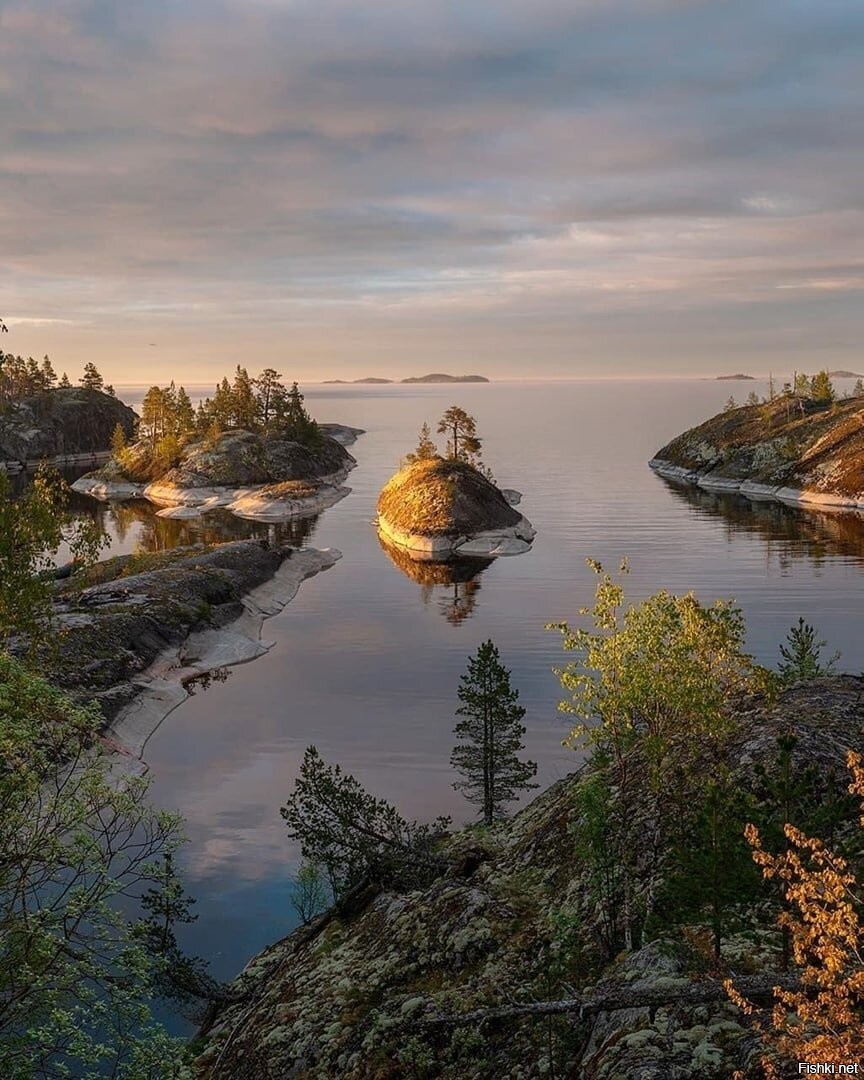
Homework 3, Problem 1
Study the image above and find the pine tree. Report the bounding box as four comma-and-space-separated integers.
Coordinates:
254, 368, 285, 430
437, 405, 482, 466
450, 640, 537, 825
724, 395, 737, 412
854, 378, 864, 397
58, 371, 71, 388
39, 356, 57, 389
778, 617, 839, 682
403, 422, 438, 465
746, 390, 760, 406
175, 386, 196, 435
110, 422, 128, 454
282, 382, 319, 443
80, 362, 104, 391
810, 370, 835, 404
231, 365, 257, 429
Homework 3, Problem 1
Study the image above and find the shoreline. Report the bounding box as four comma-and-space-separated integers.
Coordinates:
376, 487, 535, 559
649, 458, 864, 514
104, 546, 341, 768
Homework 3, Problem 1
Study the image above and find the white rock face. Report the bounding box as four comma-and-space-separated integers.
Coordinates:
377, 513, 536, 560
71, 476, 146, 500
227, 484, 350, 522
650, 458, 864, 513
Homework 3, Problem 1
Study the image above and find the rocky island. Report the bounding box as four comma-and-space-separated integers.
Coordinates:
0, 385, 136, 466
73, 372, 363, 522
376, 407, 534, 558
651, 378, 864, 510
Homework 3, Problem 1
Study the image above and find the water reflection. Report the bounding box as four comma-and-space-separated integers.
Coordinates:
659, 478, 864, 569
377, 533, 492, 623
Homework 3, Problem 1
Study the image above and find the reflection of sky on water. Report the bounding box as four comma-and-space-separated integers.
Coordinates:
33, 380, 864, 1010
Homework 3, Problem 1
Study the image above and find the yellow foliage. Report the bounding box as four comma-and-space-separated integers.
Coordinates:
729, 751, 864, 1075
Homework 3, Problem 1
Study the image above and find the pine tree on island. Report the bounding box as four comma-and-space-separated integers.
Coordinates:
437, 405, 482, 467
451, 640, 537, 825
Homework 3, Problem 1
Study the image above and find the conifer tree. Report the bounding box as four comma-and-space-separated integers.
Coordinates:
809, 370, 835, 404
58, 371, 71, 388
854, 378, 864, 397
437, 405, 482, 466
254, 367, 285, 430
403, 422, 438, 465
231, 365, 257, 429
450, 640, 537, 825
778, 617, 839, 682
110, 422, 127, 454
79, 361, 104, 391
282, 381, 319, 442
40, 356, 57, 389
175, 386, 196, 435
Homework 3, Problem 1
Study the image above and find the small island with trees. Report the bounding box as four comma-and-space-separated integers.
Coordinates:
74, 367, 364, 521
651, 370, 864, 510
324, 373, 490, 384
376, 405, 535, 558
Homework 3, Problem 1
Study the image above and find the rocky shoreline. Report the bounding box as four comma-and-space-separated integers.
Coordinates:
650, 457, 864, 513
104, 546, 341, 766
193, 677, 864, 1079
42, 541, 341, 749
73, 423, 364, 523
650, 395, 864, 514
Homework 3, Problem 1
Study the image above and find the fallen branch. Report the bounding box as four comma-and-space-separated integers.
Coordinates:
421, 973, 801, 1028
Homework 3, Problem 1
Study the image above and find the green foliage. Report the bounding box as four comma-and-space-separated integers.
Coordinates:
111, 421, 128, 453
0, 467, 107, 650
746, 390, 760, 406
403, 421, 439, 466
854, 378, 864, 397
290, 860, 330, 925
809, 370, 835, 404
450, 640, 537, 825
651, 771, 762, 959
0, 655, 191, 1077
281, 747, 450, 898
548, 559, 765, 775
724, 396, 737, 411
437, 405, 482, 466
777, 617, 839, 682
569, 768, 630, 959
79, 360, 104, 391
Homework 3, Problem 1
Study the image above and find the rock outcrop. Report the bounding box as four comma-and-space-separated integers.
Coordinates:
194, 678, 864, 1079
651, 396, 864, 511
0, 387, 137, 462
38, 540, 340, 729
376, 457, 535, 558
73, 425, 363, 522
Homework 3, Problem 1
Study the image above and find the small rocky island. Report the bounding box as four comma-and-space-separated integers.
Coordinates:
73, 373, 363, 522
651, 374, 864, 510
376, 408, 534, 558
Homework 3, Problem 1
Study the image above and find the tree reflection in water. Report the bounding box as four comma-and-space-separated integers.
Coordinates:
377, 532, 493, 624
658, 477, 864, 570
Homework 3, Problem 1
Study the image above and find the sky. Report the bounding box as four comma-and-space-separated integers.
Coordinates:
1, 0, 863, 384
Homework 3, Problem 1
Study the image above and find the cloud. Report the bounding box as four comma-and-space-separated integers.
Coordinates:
0, 0, 862, 377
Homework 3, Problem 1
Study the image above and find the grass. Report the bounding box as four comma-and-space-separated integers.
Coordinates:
376, 457, 520, 537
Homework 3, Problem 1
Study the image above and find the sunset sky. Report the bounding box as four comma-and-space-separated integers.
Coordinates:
1, 0, 863, 384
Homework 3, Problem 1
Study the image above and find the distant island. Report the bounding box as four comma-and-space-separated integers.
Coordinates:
715, 373, 755, 380
828, 370, 864, 379
323, 373, 489, 385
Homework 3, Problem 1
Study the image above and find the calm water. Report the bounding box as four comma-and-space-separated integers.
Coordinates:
65, 379, 864, 999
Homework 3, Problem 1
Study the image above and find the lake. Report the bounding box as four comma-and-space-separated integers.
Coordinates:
65, 378, 864, 1004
